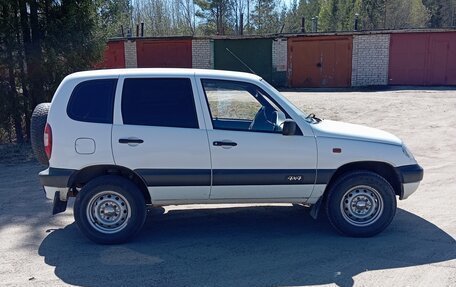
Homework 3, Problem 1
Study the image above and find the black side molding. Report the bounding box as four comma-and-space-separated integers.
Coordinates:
135, 168, 330, 187
39, 168, 76, 187
135, 169, 211, 186
212, 169, 318, 185
315, 169, 336, 185
396, 164, 424, 183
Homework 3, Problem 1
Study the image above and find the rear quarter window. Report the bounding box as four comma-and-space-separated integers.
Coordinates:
67, 79, 117, 124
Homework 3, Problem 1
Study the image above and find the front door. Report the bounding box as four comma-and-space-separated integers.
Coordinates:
198, 78, 318, 200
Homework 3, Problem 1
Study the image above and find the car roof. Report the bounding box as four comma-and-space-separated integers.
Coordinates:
65, 68, 262, 82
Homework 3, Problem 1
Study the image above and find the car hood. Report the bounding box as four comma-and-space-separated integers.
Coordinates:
310, 119, 402, 146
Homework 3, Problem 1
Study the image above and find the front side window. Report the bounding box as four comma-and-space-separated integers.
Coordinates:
201, 79, 287, 133
67, 79, 117, 124
121, 78, 198, 128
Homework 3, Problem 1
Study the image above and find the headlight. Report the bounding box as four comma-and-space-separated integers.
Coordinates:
402, 144, 415, 160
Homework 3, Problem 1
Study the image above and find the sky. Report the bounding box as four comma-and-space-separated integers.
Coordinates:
282, 0, 295, 7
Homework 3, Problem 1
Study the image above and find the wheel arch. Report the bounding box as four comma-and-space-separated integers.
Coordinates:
68, 165, 151, 204
325, 161, 402, 198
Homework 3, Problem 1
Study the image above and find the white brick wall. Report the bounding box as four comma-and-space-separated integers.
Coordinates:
272, 38, 287, 72
192, 39, 213, 69
124, 40, 137, 68
352, 34, 390, 86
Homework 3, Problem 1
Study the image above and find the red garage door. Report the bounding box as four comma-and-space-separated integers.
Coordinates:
136, 39, 192, 68
96, 41, 125, 69
389, 32, 456, 85
288, 36, 352, 87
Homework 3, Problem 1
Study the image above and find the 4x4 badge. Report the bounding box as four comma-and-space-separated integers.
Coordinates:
287, 175, 302, 181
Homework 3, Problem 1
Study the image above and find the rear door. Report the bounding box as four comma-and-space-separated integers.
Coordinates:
112, 75, 211, 202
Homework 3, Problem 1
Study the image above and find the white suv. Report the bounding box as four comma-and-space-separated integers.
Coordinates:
32, 69, 423, 244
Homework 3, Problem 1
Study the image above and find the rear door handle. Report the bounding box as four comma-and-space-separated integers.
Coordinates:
213, 141, 237, 147
119, 138, 144, 144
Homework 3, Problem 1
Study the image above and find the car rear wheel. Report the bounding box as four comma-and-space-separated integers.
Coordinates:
74, 175, 147, 244
325, 171, 397, 237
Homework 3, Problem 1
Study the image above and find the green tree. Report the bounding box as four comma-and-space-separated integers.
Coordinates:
43, 0, 105, 94
97, 0, 132, 37
337, 0, 362, 31
0, 0, 111, 143
423, 0, 455, 28
385, 0, 430, 29
0, 1, 25, 142
195, 0, 234, 35
319, 0, 338, 31
291, 0, 321, 33
250, 0, 281, 34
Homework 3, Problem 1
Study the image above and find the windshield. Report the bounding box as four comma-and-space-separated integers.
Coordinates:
260, 79, 308, 119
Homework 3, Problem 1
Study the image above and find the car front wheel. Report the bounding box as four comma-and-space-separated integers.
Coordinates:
325, 171, 397, 237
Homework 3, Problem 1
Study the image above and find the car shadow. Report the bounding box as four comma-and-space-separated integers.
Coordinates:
39, 205, 455, 287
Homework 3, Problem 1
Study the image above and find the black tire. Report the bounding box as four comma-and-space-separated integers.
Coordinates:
74, 175, 147, 244
325, 171, 397, 237
30, 103, 51, 165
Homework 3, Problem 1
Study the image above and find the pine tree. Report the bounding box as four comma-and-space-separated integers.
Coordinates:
0, 0, 111, 143
195, 0, 234, 35
250, 0, 281, 34
319, 0, 338, 31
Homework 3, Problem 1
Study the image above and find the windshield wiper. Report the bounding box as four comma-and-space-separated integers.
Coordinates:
306, 113, 322, 123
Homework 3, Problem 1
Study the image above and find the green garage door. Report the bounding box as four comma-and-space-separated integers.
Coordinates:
214, 39, 273, 83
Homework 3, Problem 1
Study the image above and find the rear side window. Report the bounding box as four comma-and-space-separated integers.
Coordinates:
121, 78, 198, 128
67, 79, 117, 124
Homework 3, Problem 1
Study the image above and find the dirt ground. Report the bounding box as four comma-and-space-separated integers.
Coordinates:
0, 88, 455, 287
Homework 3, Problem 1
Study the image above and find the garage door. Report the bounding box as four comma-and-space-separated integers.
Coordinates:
214, 39, 273, 82
136, 39, 192, 68
97, 41, 125, 69
389, 32, 456, 85
288, 36, 352, 87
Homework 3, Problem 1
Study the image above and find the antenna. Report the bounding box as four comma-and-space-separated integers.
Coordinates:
225, 48, 257, 75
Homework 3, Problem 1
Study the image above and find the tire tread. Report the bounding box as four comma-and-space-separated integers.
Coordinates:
30, 103, 51, 165
325, 170, 397, 237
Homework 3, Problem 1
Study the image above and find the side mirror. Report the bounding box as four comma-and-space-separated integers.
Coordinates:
282, 119, 297, 136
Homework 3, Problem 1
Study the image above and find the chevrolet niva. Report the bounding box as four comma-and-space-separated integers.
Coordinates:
31, 69, 423, 244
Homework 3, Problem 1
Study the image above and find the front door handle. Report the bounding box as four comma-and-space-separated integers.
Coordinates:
119, 138, 144, 144
213, 141, 237, 147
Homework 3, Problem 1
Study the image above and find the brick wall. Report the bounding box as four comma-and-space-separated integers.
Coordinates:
192, 39, 213, 69
124, 40, 138, 68
352, 34, 390, 86
272, 38, 287, 72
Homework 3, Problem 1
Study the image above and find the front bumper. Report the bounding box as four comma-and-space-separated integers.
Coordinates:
396, 164, 424, 199
402, 182, 421, 200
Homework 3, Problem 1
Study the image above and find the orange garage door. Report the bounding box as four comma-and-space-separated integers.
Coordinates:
288, 36, 352, 87
136, 39, 192, 68
96, 41, 125, 69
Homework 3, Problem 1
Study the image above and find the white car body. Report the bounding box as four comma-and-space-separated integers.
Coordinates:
39, 68, 423, 214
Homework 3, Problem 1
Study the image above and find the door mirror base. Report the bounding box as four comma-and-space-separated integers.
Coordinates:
282, 120, 297, 136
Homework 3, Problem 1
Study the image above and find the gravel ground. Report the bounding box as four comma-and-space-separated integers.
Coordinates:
0, 88, 455, 287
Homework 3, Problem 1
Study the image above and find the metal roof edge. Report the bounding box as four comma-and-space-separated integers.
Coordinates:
107, 28, 456, 42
